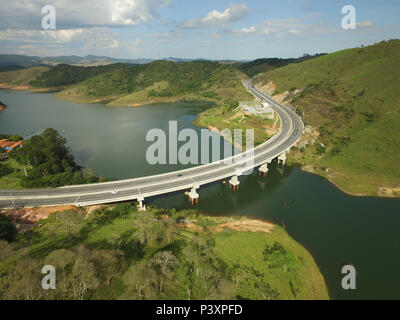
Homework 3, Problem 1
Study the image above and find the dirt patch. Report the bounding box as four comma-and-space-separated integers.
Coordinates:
178, 218, 274, 233
0, 83, 59, 93
216, 219, 274, 233
85, 205, 107, 215
255, 80, 302, 106
257, 81, 276, 96
0, 83, 30, 90
378, 186, 400, 197
296, 125, 319, 149
1, 205, 79, 223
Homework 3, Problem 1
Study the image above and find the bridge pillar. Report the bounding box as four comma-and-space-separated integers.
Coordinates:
137, 196, 146, 211
278, 152, 287, 166
188, 187, 199, 205
258, 163, 269, 177
229, 175, 240, 191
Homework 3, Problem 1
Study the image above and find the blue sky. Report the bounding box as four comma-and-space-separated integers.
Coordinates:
0, 0, 399, 59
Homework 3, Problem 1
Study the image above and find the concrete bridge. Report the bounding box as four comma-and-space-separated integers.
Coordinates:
0, 80, 304, 210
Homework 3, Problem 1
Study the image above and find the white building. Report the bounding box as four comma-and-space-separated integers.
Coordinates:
240, 102, 275, 120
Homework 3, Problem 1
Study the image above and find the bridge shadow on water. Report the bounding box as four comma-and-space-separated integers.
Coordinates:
147, 160, 294, 216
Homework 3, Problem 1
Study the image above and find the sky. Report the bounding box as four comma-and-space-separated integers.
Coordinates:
0, 0, 399, 60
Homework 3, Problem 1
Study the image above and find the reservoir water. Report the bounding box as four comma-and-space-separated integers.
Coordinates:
1, 89, 399, 300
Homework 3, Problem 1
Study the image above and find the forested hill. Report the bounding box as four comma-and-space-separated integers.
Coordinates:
30, 63, 114, 87
26, 60, 252, 105
236, 54, 326, 77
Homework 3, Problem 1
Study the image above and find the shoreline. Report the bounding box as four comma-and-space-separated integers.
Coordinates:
298, 164, 400, 199
0, 83, 60, 93
53, 88, 217, 108
0, 82, 220, 108
1, 85, 398, 200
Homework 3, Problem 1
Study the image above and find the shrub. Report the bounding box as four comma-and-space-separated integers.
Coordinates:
0, 163, 13, 177
0, 215, 17, 242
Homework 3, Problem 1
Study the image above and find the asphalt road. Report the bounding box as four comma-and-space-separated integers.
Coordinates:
0, 80, 304, 209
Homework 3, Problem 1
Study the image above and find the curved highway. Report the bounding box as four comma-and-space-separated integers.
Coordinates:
0, 80, 304, 209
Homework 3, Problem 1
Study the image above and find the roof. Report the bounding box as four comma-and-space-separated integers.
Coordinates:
0, 139, 24, 149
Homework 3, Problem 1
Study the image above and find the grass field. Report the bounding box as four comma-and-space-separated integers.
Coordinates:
0, 158, 29, 189
194, 106, 280, 148
213, 227, 328, 300
256, 39, 400, 197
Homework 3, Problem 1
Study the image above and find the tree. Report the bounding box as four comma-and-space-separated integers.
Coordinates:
0, 163, 13, 177
91, 249, 126, 285
0, 215, 17, 241
70, 246, 99, 300
44, 249, 76, 297
134, 212, 168, 245
254, 279, 279, 300
1, 258, 44, 300
151, 251, 178, 293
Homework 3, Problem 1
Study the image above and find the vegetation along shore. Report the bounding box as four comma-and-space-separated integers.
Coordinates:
0, 203, 329, 300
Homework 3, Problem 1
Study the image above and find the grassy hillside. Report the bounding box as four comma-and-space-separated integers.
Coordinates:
0, 67, 49, 86
0, 204, 329, 300
194, 104, 280, 148
256, 39, 400, 196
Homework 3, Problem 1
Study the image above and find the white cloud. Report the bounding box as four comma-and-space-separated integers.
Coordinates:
356, 21, 373, 28
259, 18, 339, 38
179, 3, 250, 29
231, 26, 256, 37
0, 27, 131, 56
0, 0, 171, 29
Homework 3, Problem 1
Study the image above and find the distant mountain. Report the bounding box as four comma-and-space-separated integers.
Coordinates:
0, 54, 154, 68
0, 54, 251, 69
0, 65, 26, 72
0, 55, 45, 68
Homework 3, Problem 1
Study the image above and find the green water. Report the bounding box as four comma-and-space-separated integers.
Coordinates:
1, 90, 400, 300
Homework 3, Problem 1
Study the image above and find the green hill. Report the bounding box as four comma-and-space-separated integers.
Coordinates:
237, 54, 326, 77
55, 60, 252, 105
256, 39, 400, 197
0, 66, 49, 86
0, 65, 26, 73
0, 204, 329, 300
30, 63, 115, 87
8, 60, 250, 106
